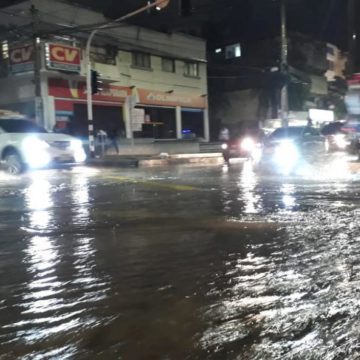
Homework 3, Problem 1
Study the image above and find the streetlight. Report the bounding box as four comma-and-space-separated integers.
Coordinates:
86, 0, 170, 158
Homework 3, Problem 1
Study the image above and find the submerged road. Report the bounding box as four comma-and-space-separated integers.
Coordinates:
0, 162, 360, 359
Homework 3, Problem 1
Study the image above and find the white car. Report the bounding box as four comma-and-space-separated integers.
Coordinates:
0, 118, 86, 174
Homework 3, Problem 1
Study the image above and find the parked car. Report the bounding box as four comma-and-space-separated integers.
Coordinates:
321, 121, 349, 152
260, 126, 326, 173
0, 118, 86, 174
221, 128, 264, 163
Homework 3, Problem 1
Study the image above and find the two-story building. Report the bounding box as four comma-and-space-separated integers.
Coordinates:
0, 0, 209, 142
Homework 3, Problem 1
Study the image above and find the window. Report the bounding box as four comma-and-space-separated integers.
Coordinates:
132, 52, 151, 69
225, 43, 241, 59
327, 45, 335, 56
303, 127, 320, 137
90, 46, 116, 65
162, 58, 175, 73
184, 62, 199, 77
0, 119, 47, 133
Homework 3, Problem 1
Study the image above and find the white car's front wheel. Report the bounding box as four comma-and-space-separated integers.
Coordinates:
4, 153, 25, 175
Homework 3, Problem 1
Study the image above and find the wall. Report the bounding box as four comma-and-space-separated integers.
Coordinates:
211, 89, 261, 127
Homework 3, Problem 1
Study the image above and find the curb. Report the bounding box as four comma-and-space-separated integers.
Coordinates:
87, 155, 224, 168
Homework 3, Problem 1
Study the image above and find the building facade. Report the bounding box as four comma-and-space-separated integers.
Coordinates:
208, 33, 347, 133
0, 0, 209, 141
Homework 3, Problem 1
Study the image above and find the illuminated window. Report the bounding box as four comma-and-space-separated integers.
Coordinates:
225, 43, 241, 59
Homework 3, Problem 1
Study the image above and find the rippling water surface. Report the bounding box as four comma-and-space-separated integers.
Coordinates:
0, 164, 360, 359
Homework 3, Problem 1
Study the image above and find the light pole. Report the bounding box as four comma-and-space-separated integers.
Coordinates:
31, 5, 44, 127
280, 0, 289, 127
86, 0, 170, 158
347, 0, 356, 75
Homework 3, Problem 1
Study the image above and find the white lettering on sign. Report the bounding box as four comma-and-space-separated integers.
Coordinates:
10, 46, 33, 64
51, 46, 78, 62
146, 92, 192, 104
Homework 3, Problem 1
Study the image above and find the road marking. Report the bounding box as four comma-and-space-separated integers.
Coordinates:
104, 175, 199, 191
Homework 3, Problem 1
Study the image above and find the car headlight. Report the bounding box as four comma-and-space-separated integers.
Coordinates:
241, 137, 255, 152
221, 143, 228, 150
22, 136, 51, 168
71, 139, 86, 162
70, 139, 83, 149
274, 140, 299, 167
334, 134, 348, 149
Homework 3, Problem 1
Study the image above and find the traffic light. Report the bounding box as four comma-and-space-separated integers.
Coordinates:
91, 70, 102, 95
179, 0, 191, 16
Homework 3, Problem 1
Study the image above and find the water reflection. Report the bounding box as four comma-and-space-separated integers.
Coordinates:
25, 174, 53, 230
72, 173, 90, 225
281, 184, 296, 209
239, 162, 262, 214
19, 174, 66, 343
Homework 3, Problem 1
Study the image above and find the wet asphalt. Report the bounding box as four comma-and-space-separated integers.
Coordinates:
0, 161, 360, 359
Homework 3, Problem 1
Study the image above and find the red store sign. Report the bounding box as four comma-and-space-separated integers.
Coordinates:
9, 44, 34, 73
49, 78, 131, 113
46, 44, 81, 73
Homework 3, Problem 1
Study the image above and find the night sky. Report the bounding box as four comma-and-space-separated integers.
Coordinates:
68, 0, 349, 49
0, 0, 351, 49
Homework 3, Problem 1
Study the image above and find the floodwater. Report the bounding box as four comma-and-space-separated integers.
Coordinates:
0, 162, 360, 359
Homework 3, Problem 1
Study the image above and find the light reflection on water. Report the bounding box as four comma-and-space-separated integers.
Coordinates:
1, 166, 360, 358
239, 162, 261, 214
3, 169, 110, 355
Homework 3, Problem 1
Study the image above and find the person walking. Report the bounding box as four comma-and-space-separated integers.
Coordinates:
107, 127, 120, 154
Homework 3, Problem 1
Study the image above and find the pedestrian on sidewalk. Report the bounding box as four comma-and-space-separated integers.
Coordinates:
107, 127, 120, 154
219, 125, 230, 141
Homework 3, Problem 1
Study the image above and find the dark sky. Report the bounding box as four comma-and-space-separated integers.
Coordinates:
67, 0, 349, 49
0, 0, 351, 49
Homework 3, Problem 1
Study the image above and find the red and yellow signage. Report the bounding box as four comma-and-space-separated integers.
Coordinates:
49, 78, 131, 114
9, 44, 34, 73
46, 44, 81, 73
137, 88, 207, 109
49, 78, 130, 102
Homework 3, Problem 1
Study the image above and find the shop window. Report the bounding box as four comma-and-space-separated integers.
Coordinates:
184, 62, 199, 77
162, 58, 175, 73
181, 109, 204, 139
132, 52, 151, 69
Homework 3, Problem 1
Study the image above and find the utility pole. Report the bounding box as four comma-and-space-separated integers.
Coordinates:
280, 0, 289, 127
86, 0, 170, 158
31, 5, 44, 127
347, 0, 356, 75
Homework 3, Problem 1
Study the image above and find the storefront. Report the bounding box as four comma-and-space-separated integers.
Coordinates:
48, 78, 130, 137
134, 88, 208, 140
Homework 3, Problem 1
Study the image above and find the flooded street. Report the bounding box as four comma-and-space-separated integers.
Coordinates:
1, 163, 360, 359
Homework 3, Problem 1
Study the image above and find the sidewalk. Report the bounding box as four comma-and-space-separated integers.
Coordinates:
87, 153, 224, 168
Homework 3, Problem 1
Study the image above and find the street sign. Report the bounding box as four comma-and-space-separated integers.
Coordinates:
46, 44, 81, 73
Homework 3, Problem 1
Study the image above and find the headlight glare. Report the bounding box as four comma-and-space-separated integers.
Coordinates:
241, 137, 255, 152
22, 136, 51, 168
